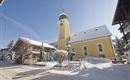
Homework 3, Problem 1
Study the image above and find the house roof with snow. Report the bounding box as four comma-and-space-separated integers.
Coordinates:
50, 41, 58, 48
18, 37, 56, 49
69, 25, 112, 43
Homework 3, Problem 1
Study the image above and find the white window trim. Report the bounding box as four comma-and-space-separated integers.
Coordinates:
97, 43, 104, 55
82, 45, 88, 56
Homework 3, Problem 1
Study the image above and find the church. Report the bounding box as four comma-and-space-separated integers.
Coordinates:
52, 12, 115, 59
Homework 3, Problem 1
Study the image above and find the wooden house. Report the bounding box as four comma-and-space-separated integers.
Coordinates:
12, 37, 56, 64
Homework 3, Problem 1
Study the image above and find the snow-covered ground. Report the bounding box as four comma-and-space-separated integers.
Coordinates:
0, 57, 130, 80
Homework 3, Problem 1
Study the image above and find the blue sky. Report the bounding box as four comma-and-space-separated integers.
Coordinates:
0, 0, 121, 48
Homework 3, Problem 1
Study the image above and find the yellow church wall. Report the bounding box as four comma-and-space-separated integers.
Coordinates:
70, 36, 115, 59
65, 21, 70, 41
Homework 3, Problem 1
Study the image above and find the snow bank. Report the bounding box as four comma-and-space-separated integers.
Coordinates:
32, 61, 58, 69
84, 56, 111, 64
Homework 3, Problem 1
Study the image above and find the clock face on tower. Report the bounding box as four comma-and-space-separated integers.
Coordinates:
60, 20, 63, 26
59, 21, 65, 38
60, 23, 63, 26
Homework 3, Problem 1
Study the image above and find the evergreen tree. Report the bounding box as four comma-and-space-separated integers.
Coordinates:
7, 40, 14, 49
6, 40, 14, 59
115, 37, 125, 55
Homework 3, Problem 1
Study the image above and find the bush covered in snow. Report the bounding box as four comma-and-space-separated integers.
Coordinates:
53, 50, 68, 66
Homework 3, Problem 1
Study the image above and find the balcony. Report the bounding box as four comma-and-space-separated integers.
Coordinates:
122, 32, 130, 42
124, 20, 130, 32
33, 48, 40, 52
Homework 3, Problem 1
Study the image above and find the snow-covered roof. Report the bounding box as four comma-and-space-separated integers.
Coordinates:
50, 41, 58, 48
19, 37, 56, 49
31, 51, 40, 54
59, 12, 67, 16
69, 25, 112, 43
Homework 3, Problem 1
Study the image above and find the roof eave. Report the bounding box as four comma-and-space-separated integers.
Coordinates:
112, 0, 120, 25
69, 35, 112, 44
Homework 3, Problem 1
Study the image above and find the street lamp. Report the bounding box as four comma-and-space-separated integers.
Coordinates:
40, 41, 44, 61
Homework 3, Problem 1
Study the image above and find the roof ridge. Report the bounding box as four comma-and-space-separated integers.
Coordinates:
20, 37, 44, 43
19, 37, 56, 49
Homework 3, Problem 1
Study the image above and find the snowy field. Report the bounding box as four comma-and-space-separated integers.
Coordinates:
0, 57, 130, 80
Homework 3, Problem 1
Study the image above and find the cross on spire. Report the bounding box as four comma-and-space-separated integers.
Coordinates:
62, 9, 64, 13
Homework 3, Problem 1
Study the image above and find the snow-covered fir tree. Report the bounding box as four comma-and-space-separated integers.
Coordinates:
115, 37, 125, 55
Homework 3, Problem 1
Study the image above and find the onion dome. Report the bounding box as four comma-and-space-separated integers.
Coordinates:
59, 12, 68, 20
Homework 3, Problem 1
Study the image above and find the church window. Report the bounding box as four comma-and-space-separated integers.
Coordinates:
97, 44, 103, 52
95, 29, 98, 31
74, 34, 77, 36
97, 43, 105, 57
84, 32, 86, 34
83, 46, 88, 55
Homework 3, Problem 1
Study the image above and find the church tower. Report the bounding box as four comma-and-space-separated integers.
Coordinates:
58, 11, 70, 50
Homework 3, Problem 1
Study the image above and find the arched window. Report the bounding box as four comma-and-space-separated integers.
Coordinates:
83, 46, 88, 55
98, 44, 103, 52
97, 43, 105, 57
